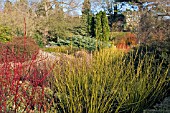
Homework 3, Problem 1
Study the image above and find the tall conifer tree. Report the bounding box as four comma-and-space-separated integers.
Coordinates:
94, 11, 110, 41
101, 12, 110, 41
81, 0, 91, 36
95, 11, 102, 40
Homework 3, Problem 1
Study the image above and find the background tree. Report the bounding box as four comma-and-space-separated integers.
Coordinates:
4, 0, 13, 13
81, 0, 91, 36
82, 0, 91, 14
95, 11, 102, 40
90, 16, 95, 37
101, 11, 110, 41
0, 0, 36, 37
32, 0, 82, 43
94, 11, 110, 41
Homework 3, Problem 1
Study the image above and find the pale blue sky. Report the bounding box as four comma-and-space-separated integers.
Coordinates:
1, 0, 139, 15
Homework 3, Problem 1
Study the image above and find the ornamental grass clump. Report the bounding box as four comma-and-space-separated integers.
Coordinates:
48, 47, 169, 113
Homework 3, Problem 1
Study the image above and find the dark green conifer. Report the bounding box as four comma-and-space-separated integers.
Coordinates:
101, 12, 110, 41
95, 11, 102, 40
95, 11, 110, 41
81, 0, 91, 36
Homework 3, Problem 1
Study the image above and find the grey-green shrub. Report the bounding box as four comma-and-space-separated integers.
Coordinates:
48, 36, 111, 51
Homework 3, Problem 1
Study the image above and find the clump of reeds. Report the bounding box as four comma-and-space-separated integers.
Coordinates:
48, 47, 169, 113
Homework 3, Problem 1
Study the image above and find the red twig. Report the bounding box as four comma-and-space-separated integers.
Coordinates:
0, 18, 53, 112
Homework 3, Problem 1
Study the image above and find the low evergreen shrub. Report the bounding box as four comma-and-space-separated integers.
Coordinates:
49, 36, 112, 51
